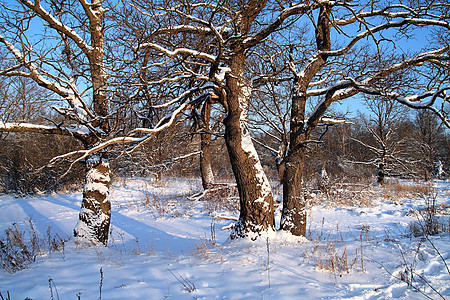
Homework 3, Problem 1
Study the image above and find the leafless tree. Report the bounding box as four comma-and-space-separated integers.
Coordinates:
2, 0, 448, 243
411, 109, 447, 180
350, 98, 412, 184
0, 0, 113, 245
278, 1, 450, 237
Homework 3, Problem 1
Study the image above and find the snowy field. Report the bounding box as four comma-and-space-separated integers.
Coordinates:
0, 178, 449, 299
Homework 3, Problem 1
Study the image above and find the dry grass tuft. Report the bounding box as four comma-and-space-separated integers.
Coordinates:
304, 224, 368, 279
0, 218, 68, 273
381, 182, 433, 202
307, 179, 437, 208
307, 182, 375, 208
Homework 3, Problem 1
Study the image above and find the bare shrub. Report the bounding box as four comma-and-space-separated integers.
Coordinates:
144, 193, 170, 218
141, 189, 195, 219
0, 223, 35, 273
201, 185, 239, 215
409, 191, 450, 237
0, 134, 83, 195
308, 180, 375, 208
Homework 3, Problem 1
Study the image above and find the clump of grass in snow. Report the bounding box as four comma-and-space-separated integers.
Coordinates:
0, 218, 68, 273
304, 223, 368, 279
307, 182, 375, 208
381, 181, 433, 204
168, 269, 196, 293
191, 219, 218, 261
409, 190, 450, 237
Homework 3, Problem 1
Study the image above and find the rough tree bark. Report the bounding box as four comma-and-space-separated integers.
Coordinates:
74, 155, 111, 245
281, 5, 330, 236
225, 53, 275, 239
0, 0, 113, 245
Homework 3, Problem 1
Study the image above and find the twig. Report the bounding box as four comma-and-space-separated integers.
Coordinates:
168, 268, 196, 293
48, 278, 60, 300
213, 216, 238, 221
99, 267, 103, 300
0, 291, 11, 300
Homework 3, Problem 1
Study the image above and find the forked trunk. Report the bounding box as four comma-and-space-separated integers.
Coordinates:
280, 5, 331, 236
74, 154, 111, 245
224, 54, 274, 239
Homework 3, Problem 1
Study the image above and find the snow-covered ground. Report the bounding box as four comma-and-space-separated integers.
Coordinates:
0, 178, 449, 299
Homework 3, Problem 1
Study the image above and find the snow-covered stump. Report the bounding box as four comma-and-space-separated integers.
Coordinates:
74, 155, 111, 246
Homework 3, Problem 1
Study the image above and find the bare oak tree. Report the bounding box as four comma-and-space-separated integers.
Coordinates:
280, 1, 450, 236
0, 0, 112, 245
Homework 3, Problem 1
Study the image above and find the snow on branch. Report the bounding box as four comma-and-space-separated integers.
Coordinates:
132, 102, 191, 134
149, 25, 213, 37
137, 151, 202, 174
240, 2, 320, 51
334, 3, 449, 26
132, 2, 233, 19
0, 122, 88, 139
319, 117, 355, 125
305, 45, 449, 131
0, 34, 91, 123
136, 43, 216, 63
48, 96, 195, 177
322, 18, 450, 57
20, 0, 93, 56
151, 84, 212, 109
346, 79, 450, 128
44, 135, 149, 178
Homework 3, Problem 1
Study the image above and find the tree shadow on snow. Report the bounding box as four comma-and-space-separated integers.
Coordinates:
110, 212, 199, 255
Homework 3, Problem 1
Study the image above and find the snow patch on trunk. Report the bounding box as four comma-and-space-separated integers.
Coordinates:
240, 131, 272, 209
215, 67, 231, 83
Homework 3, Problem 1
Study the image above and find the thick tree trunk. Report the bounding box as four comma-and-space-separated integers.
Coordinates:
73, 0, 111, 246
74, 153, 111, 245
280, 5, 331, 236
377, 163, 385, 185
281, 146, 307, 236
224, 54, 274, 239
200, 100, 215, 190
280, 81, 308, 235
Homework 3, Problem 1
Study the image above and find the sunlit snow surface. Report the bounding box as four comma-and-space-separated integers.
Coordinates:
0, 178, 449, 299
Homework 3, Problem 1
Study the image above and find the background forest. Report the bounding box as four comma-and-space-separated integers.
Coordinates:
1, 92, 448, 195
